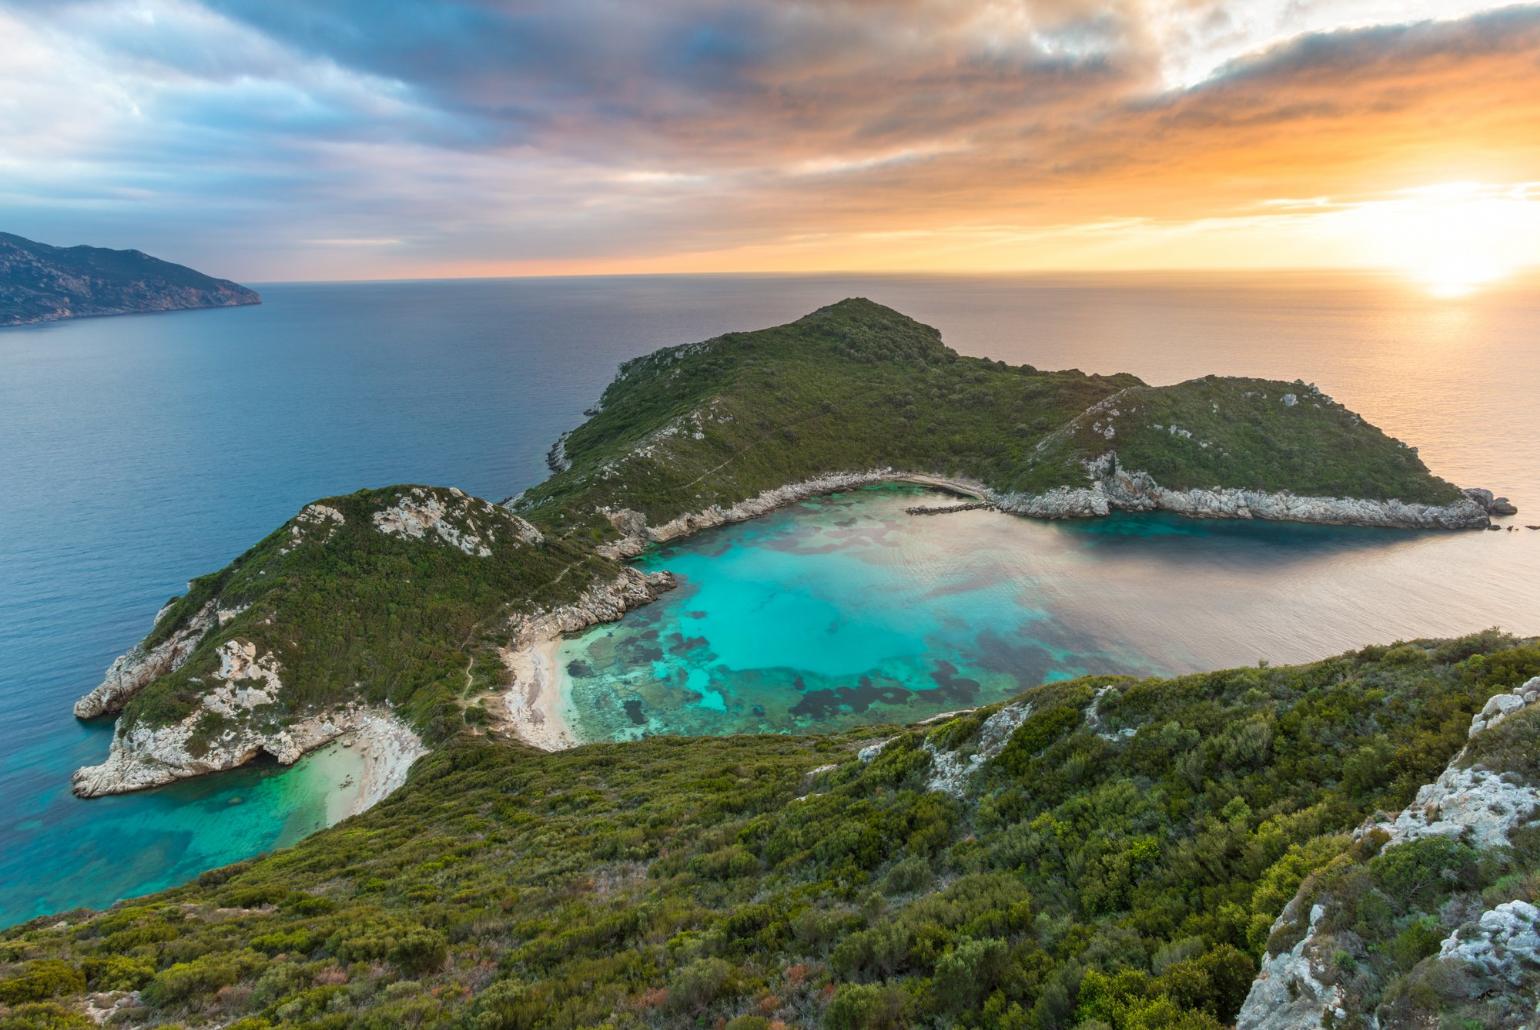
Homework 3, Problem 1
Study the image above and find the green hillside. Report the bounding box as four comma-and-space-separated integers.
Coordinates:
517, 299, 1463, 529
5, 633, 1536, 1029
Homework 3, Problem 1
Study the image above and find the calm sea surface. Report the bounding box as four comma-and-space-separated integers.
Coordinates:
2, 272, 1538, 926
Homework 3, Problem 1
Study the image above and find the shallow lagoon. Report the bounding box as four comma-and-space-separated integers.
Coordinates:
559, 484, 1540, 742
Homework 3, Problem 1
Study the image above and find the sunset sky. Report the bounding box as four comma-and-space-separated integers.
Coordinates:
4, 1, 1540, 285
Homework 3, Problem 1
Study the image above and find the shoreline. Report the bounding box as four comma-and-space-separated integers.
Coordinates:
494, 469, 1494, 753
309, 711, 430, 822
492, 567, 676, 752
496, 636, 577, 751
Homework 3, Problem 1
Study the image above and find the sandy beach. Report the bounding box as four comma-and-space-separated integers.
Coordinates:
497, 636, 578, 751
306, 711, 428, 823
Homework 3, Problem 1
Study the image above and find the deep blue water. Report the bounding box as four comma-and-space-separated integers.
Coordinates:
2, 273, 1538, 927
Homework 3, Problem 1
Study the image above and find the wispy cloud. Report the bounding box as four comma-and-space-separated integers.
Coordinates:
1, 0, 1537, 278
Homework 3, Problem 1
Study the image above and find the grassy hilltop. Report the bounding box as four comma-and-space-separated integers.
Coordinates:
4, 633, 1538, 1028
517, 298, 1462, 530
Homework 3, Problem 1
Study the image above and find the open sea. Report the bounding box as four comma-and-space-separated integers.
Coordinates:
2, 271, 1538, 927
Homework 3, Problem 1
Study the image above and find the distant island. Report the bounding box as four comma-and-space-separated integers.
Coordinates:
0, 231, 259, 327
3, 300, 1531, 1029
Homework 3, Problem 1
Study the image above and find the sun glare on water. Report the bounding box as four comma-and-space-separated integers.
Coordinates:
1353, 182, 1536, 298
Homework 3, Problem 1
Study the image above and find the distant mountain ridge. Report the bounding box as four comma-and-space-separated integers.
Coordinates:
0, 231, 259, 326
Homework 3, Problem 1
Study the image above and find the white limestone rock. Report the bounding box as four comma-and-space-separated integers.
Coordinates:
72, 601, 218, 719
280, 502, 345, 553
924, 702, 1033, 797
998, 453, 1490, 530
1469, 676, 1540, 737
1438, 900, 1540, 986
373, 486, 542, 556
71, 638, 423, 799
1366, 766, 1540, 850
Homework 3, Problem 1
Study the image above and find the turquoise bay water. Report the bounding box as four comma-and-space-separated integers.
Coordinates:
560, 484, 1540, 742
2, 272, 1538, 927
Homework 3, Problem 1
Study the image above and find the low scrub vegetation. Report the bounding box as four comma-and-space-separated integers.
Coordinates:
8, 632, 1535, 1028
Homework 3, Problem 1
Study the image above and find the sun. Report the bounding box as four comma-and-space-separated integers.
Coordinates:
1352, 182, 1532, 298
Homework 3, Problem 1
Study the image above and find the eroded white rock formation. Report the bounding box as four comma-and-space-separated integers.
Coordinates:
1238, 677, 1540, 1029
997, 453, 1490, 530
923, 702, 1033, 797
72, 601, 218, 719
373, 486, 543, 556
71, 639, 424, 799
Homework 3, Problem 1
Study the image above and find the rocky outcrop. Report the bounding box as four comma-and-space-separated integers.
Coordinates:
1001, 453, 1490, 530
71, 637, 424, 797
1361, 675, 1540, 850
1237, 676, 1540, 1029
1465, 487, 1519, 517
1469, 676, 1540, 737
1238, 900, 1351, 1030
373, 486, 543, 556
923, 702, 1033, 797
1437, 900, 1540, 984
72, 601, 218, 719
508, 567, 677, 648
280, 502, 345, 553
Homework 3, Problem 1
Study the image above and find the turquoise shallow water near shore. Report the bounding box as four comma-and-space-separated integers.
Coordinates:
2, 272, 1538, 927
560, 484, 1540, 742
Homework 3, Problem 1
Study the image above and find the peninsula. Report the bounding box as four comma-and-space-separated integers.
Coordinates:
0, 232, 259, 327
3, 300, 1530, 1028
66, 299, 1497, 800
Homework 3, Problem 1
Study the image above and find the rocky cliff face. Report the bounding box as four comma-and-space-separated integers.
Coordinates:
72, 602, 218, 719
0, 231, 259, 326
999, 453, 1490, 529
72, 633, 424, 798
1237, 675, 1540, 1029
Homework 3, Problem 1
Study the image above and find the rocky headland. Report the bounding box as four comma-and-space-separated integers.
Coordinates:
0, 231, 259, 326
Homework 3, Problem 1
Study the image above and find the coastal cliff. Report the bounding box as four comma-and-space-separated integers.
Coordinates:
0, 231, 259, 326
69, 485, 609, 798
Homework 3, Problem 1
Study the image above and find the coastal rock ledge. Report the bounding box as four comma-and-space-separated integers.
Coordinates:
71, 633, 426, 799
999, 454, 1491, 529
593, 465, 1490, 557
71, 703, 424, 799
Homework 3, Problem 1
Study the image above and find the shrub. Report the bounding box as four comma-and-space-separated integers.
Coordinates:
667, 957, 734, 1014
823, 982, 909, 1030
0, 961, 84, 1004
